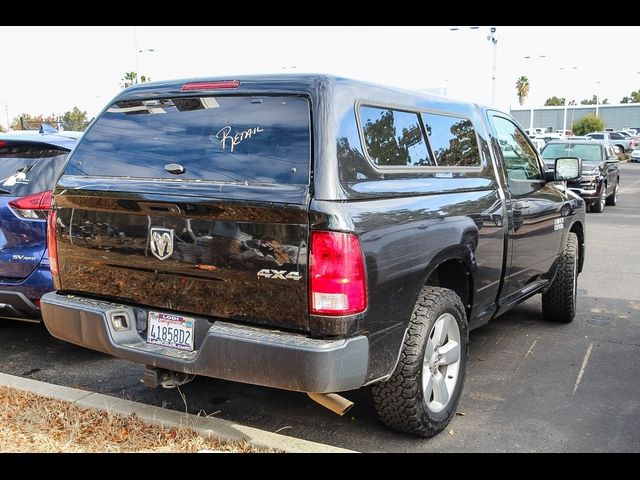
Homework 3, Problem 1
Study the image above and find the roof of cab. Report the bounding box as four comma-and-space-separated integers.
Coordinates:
113, 74, 487, 114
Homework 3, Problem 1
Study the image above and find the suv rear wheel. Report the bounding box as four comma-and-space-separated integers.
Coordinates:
371, 286, 468, 437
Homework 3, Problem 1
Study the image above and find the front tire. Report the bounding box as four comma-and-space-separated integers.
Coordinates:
372, 286, 468, 437
542, 232, 579, 323
606, 181, 619, 206
591, 183, 605, 213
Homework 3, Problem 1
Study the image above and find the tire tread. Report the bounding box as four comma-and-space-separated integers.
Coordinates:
371, 287, 467, 437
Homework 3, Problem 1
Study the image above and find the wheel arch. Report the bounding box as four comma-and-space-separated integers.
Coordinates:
367, 246, 475, 386
568, 220, 585, 273
423, 255, 474, 319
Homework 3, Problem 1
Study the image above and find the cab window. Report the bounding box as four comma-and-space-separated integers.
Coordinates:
491, 116, 543, 181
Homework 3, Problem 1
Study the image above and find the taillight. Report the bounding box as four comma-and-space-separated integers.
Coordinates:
309, 231, 367, 316
47, 210, 59, 278
180, 80, 240, 91
8, 191, 52, 220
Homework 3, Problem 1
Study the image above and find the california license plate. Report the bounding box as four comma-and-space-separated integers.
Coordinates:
147, 311, 195, 351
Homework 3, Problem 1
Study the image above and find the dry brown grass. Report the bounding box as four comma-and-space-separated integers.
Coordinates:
0, 386, 267, 453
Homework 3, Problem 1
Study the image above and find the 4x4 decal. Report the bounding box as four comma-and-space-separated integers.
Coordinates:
257, 269, 301, 281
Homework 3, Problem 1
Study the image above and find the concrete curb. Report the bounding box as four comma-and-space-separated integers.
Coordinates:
0, 373, 355, 453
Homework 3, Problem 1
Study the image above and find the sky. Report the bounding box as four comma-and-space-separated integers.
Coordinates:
1, 26, 639, 130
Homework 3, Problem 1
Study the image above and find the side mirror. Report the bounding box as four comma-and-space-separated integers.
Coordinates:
554, 157, 582, 181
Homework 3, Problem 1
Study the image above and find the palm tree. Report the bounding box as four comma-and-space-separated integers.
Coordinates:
516, 76, 530, 106
121, 71, 138, 89
120, 71, 151, 89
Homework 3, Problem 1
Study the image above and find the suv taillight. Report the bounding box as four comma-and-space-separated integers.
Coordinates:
47, 210, 59, 278
8, 191, 52, 220
309, 231, 367, 316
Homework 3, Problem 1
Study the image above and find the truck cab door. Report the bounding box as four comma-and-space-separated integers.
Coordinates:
488, 113, 566, 302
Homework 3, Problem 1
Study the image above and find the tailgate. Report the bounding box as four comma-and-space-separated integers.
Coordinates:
54, 182, 310, 330
0, 197, 46, 279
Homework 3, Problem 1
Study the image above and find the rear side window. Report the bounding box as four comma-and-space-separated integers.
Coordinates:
589, 133, 604, 140
68, 96, 311, 185
0, 146, 69, 197
421, 113, 481, 167
360, 106, 433, 167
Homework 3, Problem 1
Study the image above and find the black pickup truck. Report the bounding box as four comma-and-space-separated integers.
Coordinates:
41, 75, 586, 437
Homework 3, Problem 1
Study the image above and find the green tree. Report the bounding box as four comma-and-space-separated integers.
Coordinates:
580, 95, 608, 105
572, 113, 605, 136
428, 119, 478, 167
61, 107, 89, 131
362, 109, 411, 166
10, 113, 57, 130
620, 89, 640, 103
515, 76, 530, 106
544, 96, 566, 106
121, 71, 151, 89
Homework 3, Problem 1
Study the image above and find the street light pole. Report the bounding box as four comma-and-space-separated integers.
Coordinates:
450, 26, 498, 106
523, 54, 547, 130
133, 26, 139, 74
488, 27, 497, 106
559, 66, 577, 134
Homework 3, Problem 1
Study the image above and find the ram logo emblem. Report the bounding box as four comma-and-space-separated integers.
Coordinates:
149, 227, 174, 260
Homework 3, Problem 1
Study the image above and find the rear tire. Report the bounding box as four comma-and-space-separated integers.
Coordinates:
605, 181, 619, 206
371, 286, 468, 437
542, 232, 579, 323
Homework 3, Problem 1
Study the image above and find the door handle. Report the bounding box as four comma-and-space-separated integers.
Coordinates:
138, 202, 181, 214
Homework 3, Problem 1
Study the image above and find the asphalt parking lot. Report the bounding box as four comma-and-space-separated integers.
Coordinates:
1, 163, 639, 452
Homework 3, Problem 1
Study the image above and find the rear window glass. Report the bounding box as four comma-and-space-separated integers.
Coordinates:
421, 113, 481, 167
0, 146, 69, 197
68, 96, 311, 185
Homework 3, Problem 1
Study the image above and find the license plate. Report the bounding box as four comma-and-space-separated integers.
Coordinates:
147, 311, 195, 351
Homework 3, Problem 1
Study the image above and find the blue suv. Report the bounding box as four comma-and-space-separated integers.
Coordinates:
0, 127, 79, 322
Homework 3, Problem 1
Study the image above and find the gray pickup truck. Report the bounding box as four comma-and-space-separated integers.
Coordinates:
41, 75, 586, 437
586, 131, 637, 152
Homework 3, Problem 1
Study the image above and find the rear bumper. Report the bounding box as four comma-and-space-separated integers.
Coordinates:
0, 291, 41, 321
40, 292, 369, 393
0, 262, 53, 321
